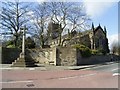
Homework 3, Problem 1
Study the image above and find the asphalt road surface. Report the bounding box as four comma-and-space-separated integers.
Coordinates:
85, 62, 119, 73
1, 62, 119, 88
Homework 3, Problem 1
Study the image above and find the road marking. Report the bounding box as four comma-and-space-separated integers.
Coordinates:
112, 73, 120, 76
111, 68, 119, 71
58, 73, 97, 80
0, 68, 12, 70
84, 63, 118, 70
29, 68, 35, 70
0, 80, 33, 83
0, 68, 35, 70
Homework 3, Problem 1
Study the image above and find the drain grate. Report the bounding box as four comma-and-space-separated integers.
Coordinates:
26, 84, 35, 87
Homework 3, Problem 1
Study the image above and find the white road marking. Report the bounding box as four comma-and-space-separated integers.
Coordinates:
58, 73, 97, 80
0, 68, 35, 70
0, 68, 12, 70
111, 68, 119, 71
112, 73, 120, 76
82, 65, 108, 70
29, 68, 35, 70
0, 80, 33, 83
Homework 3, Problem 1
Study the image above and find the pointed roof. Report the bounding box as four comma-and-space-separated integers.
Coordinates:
92, 22, 94, 30
93, 25, 106, 35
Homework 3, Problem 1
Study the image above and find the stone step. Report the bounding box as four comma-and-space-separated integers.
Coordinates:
11, 57, 36, 67
11, 63, 35, 67
12, 61, 34, 65
16, 58, 34, 62
12, 60, 35, 67
11, 51, 36, 67
48, 61, 55, 65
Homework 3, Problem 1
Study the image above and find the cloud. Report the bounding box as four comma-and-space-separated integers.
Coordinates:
83, 0, 117, 19
36, 0, 45, 3
108, 33, 119, 49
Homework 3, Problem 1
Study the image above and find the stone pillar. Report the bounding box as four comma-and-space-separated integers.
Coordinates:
22, 26, 25, 58
11, 26, 35, 67
20, 26, 27, 59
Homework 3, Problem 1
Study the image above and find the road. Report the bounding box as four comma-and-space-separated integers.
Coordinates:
85, 62, 119, 73
1, 62, 119, 88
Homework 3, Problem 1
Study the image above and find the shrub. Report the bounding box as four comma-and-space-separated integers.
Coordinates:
92, 48, 107, 55
6, 40, 13, 46
98, 48, 106, 55
7, 44, 15, 48
91, 50, 99, 55
26, 37, 35, 49
73, 44, 91, 57
6, 40, 15, 48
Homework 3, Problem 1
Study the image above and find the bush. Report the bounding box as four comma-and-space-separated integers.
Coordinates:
98, 48, 106, 55
7, 44, 15, 48
6, 40, 15, 48
73, 44, 91, 57
92, 49, 107, 55
26, 37, 35, 49
91, 50, 99, 55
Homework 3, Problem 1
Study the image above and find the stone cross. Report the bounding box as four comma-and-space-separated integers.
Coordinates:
20, 26, 27, 58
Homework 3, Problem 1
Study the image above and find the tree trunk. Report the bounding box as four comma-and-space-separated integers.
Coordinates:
58, 33, 62, 46
40, 35, 45, 48
14, 35, 19, 47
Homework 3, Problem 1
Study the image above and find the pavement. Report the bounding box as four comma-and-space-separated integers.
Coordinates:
1, 61, 119, 88
0, 61, 118, 71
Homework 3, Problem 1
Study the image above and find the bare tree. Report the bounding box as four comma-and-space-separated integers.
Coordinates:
48, 2, 90, 46
0, 1, 31, 47
47, 2, 71, 46
111, 42, 120, 55
67, 4, 90, 33
31, 2, 50, 48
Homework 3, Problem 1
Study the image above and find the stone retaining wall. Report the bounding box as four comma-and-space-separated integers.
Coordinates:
77, 54, 120, 65
1, 47, 21, 64
1, 47, 120, 65
56, 47, 79, 66
29, 47, 56, 65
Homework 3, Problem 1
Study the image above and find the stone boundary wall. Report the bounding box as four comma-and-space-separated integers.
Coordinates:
27, 47, 78, 66
1, 47, 120, 65
78, 54, 120, 65
56, 47, 79, 66
29, 47, 56, 65
1, 47, 21, 64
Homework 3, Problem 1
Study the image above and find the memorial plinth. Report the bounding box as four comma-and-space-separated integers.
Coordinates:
11, 26, 35, 67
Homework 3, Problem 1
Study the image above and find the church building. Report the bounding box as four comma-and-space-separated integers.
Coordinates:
47, 22, 109, 54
